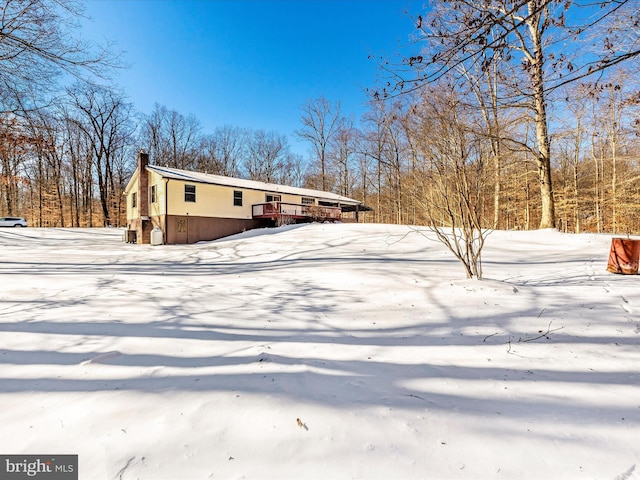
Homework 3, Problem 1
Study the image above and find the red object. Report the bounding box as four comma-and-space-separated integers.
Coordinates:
607, 238, 640, 274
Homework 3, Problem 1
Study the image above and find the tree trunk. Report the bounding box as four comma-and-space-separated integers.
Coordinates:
529, 2, 556, 229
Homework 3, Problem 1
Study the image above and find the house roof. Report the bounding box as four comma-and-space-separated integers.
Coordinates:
146, 165, 363, 206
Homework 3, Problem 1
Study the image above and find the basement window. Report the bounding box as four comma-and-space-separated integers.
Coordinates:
233, 190, 243, 206
185, 184, 196, 203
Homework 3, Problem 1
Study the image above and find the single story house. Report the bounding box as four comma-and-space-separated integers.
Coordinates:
124, 152, 370, 244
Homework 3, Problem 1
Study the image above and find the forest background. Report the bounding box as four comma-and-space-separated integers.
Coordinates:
1, 0, 639, 235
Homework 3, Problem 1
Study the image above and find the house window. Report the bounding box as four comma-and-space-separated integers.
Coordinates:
302, 197, 315, 205
266, 194, 281, 202
131, 192, 137, 208
150, 185, 157, 204
185, 184, 196, 202
233, 190, 243, 206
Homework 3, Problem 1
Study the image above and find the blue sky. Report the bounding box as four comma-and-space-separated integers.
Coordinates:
81, 0, 421, 156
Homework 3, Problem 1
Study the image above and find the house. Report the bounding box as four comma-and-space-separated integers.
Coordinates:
124, 152, 370, 244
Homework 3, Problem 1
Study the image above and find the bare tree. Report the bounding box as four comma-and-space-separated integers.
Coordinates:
196, 125, 245, 177
22, 106, 68, 226
67, 83, 134, 226
585, 73, 639, 234
63, 111, 94, 227
243, 129, 288, 183
329, 117, 358, 197
141, 103, 202, 169
0, 114, 32, 215
454, 50, 511, 229
0, 0, 117, 113
555, 83, 592, 233
295, 97, 342, 191
411, 85, 489, 278
363, 100, 409, 224
278, 152, 305, 187
361, 102, 389, 223
352, 128, 375, 221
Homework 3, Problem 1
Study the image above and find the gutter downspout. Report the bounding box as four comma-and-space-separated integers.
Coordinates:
165, 178, 169, 244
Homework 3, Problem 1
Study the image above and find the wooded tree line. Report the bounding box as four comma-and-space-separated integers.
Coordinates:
301, 75, 640, 236
1, 0, 639, 234
304, 0, 640, 235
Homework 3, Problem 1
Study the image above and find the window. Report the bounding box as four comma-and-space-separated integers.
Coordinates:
131, 192, 137, 208
266, 194, 281, 202
302, 197, 315, 205
233, 190, 243, 206
150, 185, 157, 204
185, 184, 196, 202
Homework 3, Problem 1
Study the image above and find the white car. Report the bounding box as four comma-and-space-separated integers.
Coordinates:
0, 216, 28, 227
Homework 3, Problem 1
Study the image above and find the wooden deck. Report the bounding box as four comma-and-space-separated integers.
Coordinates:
252, 202, 342, 223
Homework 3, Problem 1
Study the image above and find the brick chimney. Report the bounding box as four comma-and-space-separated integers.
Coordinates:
137, 151, 152, 244
138, 151, 149, 217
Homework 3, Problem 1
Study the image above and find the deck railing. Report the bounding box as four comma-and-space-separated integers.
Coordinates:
252, 202, 342, 221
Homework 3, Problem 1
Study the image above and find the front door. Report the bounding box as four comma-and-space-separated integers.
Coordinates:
174, 216, 188, 244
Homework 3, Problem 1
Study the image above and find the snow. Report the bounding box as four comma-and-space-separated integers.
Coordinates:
0, 223, 638, 479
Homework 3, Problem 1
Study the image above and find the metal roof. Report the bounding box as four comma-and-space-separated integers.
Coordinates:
147, 165, 362, 205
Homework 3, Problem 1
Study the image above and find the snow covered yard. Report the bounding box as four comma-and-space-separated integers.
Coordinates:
0, 224, 638, 480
